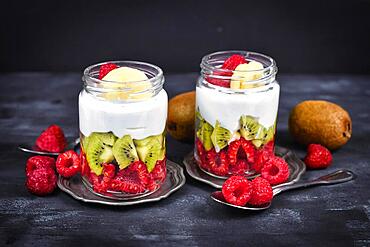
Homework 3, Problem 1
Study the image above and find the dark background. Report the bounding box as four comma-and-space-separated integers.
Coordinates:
1, 0, 370, 74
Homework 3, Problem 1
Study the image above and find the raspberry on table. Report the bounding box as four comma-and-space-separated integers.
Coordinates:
222, 175, 253, 206
222, 55, 247, 70
304, 144, 333, 169
35, 125, 67, 153
26, 168, 57, 196
261, 156, 290, 185
98, 63, 118, 79
248, 177, 273, 206
25, 156, 55, 177
56, 150, 81, 178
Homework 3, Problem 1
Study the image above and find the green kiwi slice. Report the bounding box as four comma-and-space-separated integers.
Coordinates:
252, 125, 275, 148
86, 134, 115, 175
135, 134, 165, 172
112, 135, 139, 169
211, 120, 231, 151
240, 115, 262, 140
90, 132, 117, 146
196, 119, 214, 151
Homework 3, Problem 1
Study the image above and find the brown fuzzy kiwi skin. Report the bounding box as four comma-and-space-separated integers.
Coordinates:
289, 100, 352, 150
166, 91, 195, 142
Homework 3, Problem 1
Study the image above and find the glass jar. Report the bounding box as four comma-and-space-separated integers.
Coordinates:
79, 61, 167, 198
194, 51, 279, 178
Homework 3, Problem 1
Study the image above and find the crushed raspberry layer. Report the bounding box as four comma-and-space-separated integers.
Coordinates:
84, 157, 167, 195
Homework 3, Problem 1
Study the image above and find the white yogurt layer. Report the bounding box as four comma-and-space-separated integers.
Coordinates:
79, 89, 168, 140
196, 83, 280, 133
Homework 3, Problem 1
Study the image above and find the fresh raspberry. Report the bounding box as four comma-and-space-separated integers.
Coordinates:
56, 150, 81, 178
248, 177, 273, 206
98, 63, 118, 79
253, 149, 271, 173
228, 138, 255, 166
35, 125, 67, 153
80, 152, 90, 177
304, 144, 333, 169
222, 54, 247, 70
25, 156, 55, 177
222, 176, 253, 206
116, 161, 149, 194
206, 71, 232, 88
229, 159, 248, 175
261, 156, 290, 185
204, 149, 228, 176
26, 168, 57, 196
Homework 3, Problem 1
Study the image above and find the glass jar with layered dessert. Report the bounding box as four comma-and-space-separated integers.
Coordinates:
79, 61, 167, 196
195, 51, 279, 177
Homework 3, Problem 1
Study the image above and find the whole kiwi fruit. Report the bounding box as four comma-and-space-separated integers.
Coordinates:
289, 100, 352, 150
167, 91, 195, 142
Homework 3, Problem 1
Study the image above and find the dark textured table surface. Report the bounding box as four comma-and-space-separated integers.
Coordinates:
0, 73, 369, 246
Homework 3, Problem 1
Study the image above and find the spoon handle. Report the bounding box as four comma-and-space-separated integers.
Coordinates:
273, 169, 355, 196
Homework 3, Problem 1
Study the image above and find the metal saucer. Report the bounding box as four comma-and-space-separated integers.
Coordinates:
57, 160, 186, 206
183, 146, 306, 189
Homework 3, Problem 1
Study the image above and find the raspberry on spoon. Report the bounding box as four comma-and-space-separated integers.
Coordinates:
222, 175, 253, 206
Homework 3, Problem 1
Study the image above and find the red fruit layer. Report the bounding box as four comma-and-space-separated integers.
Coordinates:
35, 125, 67, 153
195, 137, 276, 176
86, 158, 166, 194
222, 54, 247, 70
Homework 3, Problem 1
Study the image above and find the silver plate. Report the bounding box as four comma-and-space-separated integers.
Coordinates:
57, 160, 186, 206
183, 146, 306, 189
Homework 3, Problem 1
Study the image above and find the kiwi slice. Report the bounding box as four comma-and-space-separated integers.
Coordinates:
81, 135, 90, 153
252, 125, 275, 148
134, 133, 163, 147
86, 134, 115, 175
211, 121, 231, 151
196, 119, 214, 151
90, 132, 117, 146
240, 115, 262, 140
135, 135, 164, 172
113, 135, 139, 169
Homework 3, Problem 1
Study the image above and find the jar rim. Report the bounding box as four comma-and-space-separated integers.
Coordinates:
83, 60, 164, 85
200, 50, 278, 90
82, 60, 164, 99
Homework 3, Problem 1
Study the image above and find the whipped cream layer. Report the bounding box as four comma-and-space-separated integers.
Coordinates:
79, 90, 168, 140
196, 83, 280, 133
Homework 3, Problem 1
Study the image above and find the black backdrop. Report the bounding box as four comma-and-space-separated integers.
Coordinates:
1, 0, 370, 74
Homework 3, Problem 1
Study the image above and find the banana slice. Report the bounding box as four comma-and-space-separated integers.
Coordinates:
101, 67, 153, 100
230, 61, 264, 89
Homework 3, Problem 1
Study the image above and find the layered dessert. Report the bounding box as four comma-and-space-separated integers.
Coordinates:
195, 52, 279, 177
79, 62, 167, 195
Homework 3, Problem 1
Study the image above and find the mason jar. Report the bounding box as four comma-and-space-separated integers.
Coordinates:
194, 51, 279, 178
79, 61, 167, 198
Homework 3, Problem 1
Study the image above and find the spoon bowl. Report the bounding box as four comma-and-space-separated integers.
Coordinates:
211, 169, 355, 211
18, 137, 80, 156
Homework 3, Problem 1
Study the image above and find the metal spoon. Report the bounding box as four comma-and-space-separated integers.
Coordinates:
18, 137, 80, 156
211, 169, 355, 210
